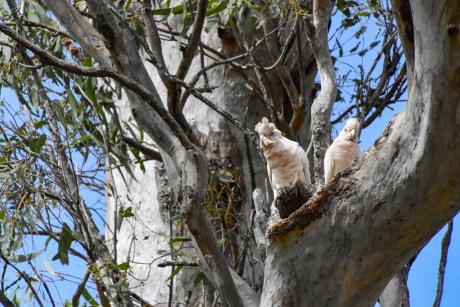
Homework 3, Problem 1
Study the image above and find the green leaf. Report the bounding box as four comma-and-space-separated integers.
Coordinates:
349, 41, 361, 53
206, 0, 228, 16
1, 45, 12, 63
166, 265, 183, 282
217, 173, 235, 183
117, 207, 135, 231
0, 211, 5, 221
169, 237, 190, 244
118, 262, 130, 270
336, 38, 343, 57
152, 3, 186, 15
244, 16, 257, 31
67, 91, 80, 121
119, 207, 135, 218
28, 1, 51, 23
369, 41, 380, 49
82, 287, 99, 306
33, 119, 46, 129
52, 223, 73, 265
29, 86, 39, 106
9, 250, 44, 263
357, 11, 371, 17
85, 78, 97, 104
29, 134, 47, 154
193, 271, 206, 285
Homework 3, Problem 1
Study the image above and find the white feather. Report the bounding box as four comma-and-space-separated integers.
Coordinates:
255, 117, 311, 196
324, 118, 360, 184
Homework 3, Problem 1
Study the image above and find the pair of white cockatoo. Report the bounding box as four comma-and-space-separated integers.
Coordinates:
255, 117, 360, 196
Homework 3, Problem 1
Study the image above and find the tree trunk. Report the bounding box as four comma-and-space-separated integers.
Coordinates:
259, 0, 460, 305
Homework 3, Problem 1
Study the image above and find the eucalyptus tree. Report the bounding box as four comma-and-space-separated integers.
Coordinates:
0, 0, 457, 306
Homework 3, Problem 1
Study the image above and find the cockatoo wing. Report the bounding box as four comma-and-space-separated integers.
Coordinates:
267, 164, 273, 188
324, 149, 334, 185
301, 149, 311, 185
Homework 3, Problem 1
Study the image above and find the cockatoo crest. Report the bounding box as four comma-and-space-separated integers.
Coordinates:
255, 117, 282, 149
337, 118, 360, 142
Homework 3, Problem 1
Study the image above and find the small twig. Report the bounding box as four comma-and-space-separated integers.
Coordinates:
433, 220, 453, 307
130, 291, 154, 307
18, 62, 46, 69
0, 255, 45, 307
72, 271, 91, 306
247, 43, 276, 123
0, 291, 15, 307
262, 17, 298, 71
236, 210, 256, 276
121, 136, 162, 162
157, 261, 198, 267
3, 20, 72, 38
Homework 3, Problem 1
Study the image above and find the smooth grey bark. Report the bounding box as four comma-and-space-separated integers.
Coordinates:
41, 0, 113, 68
379, 266, 410, 307
259, 0, 460, 306
307, 0, 337, 184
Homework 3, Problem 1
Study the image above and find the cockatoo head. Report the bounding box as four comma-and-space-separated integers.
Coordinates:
255, 117, 282, 150
338, 118, 360, 142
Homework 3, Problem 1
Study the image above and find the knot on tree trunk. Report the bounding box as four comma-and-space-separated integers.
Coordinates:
275, 183, 315, 218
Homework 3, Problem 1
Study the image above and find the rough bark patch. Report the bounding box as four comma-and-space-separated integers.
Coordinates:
268, 170, 359, 239
268, 188, 329, 238
275, 184, 315, 218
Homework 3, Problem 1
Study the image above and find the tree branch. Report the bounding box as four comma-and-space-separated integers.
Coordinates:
0, 290, 15, 307
121, 136, 163, 162
306, 0, 337, 184
168, 0, 208, 135
141, 0, 166, 69
389, 0, 414, 74
433, 220, 454, 307
1, 255, 44, 307
41, 0, 113, 68
72, 271, 91, 307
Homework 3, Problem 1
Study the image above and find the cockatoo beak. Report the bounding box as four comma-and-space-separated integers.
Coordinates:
261, 136, 275, 149
350, 128, 357, 140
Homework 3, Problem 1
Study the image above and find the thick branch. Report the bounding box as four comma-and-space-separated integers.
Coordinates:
41, 0, 113, 68
390, 0, 414, 74
168, 0, 208, 135
306, 0, 337, 184
141, 0, 166, 68
262, 18, 300, 106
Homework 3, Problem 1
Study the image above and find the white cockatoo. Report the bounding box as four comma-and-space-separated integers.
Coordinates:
255, 117, 311, 197
324, 118, 360, 184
